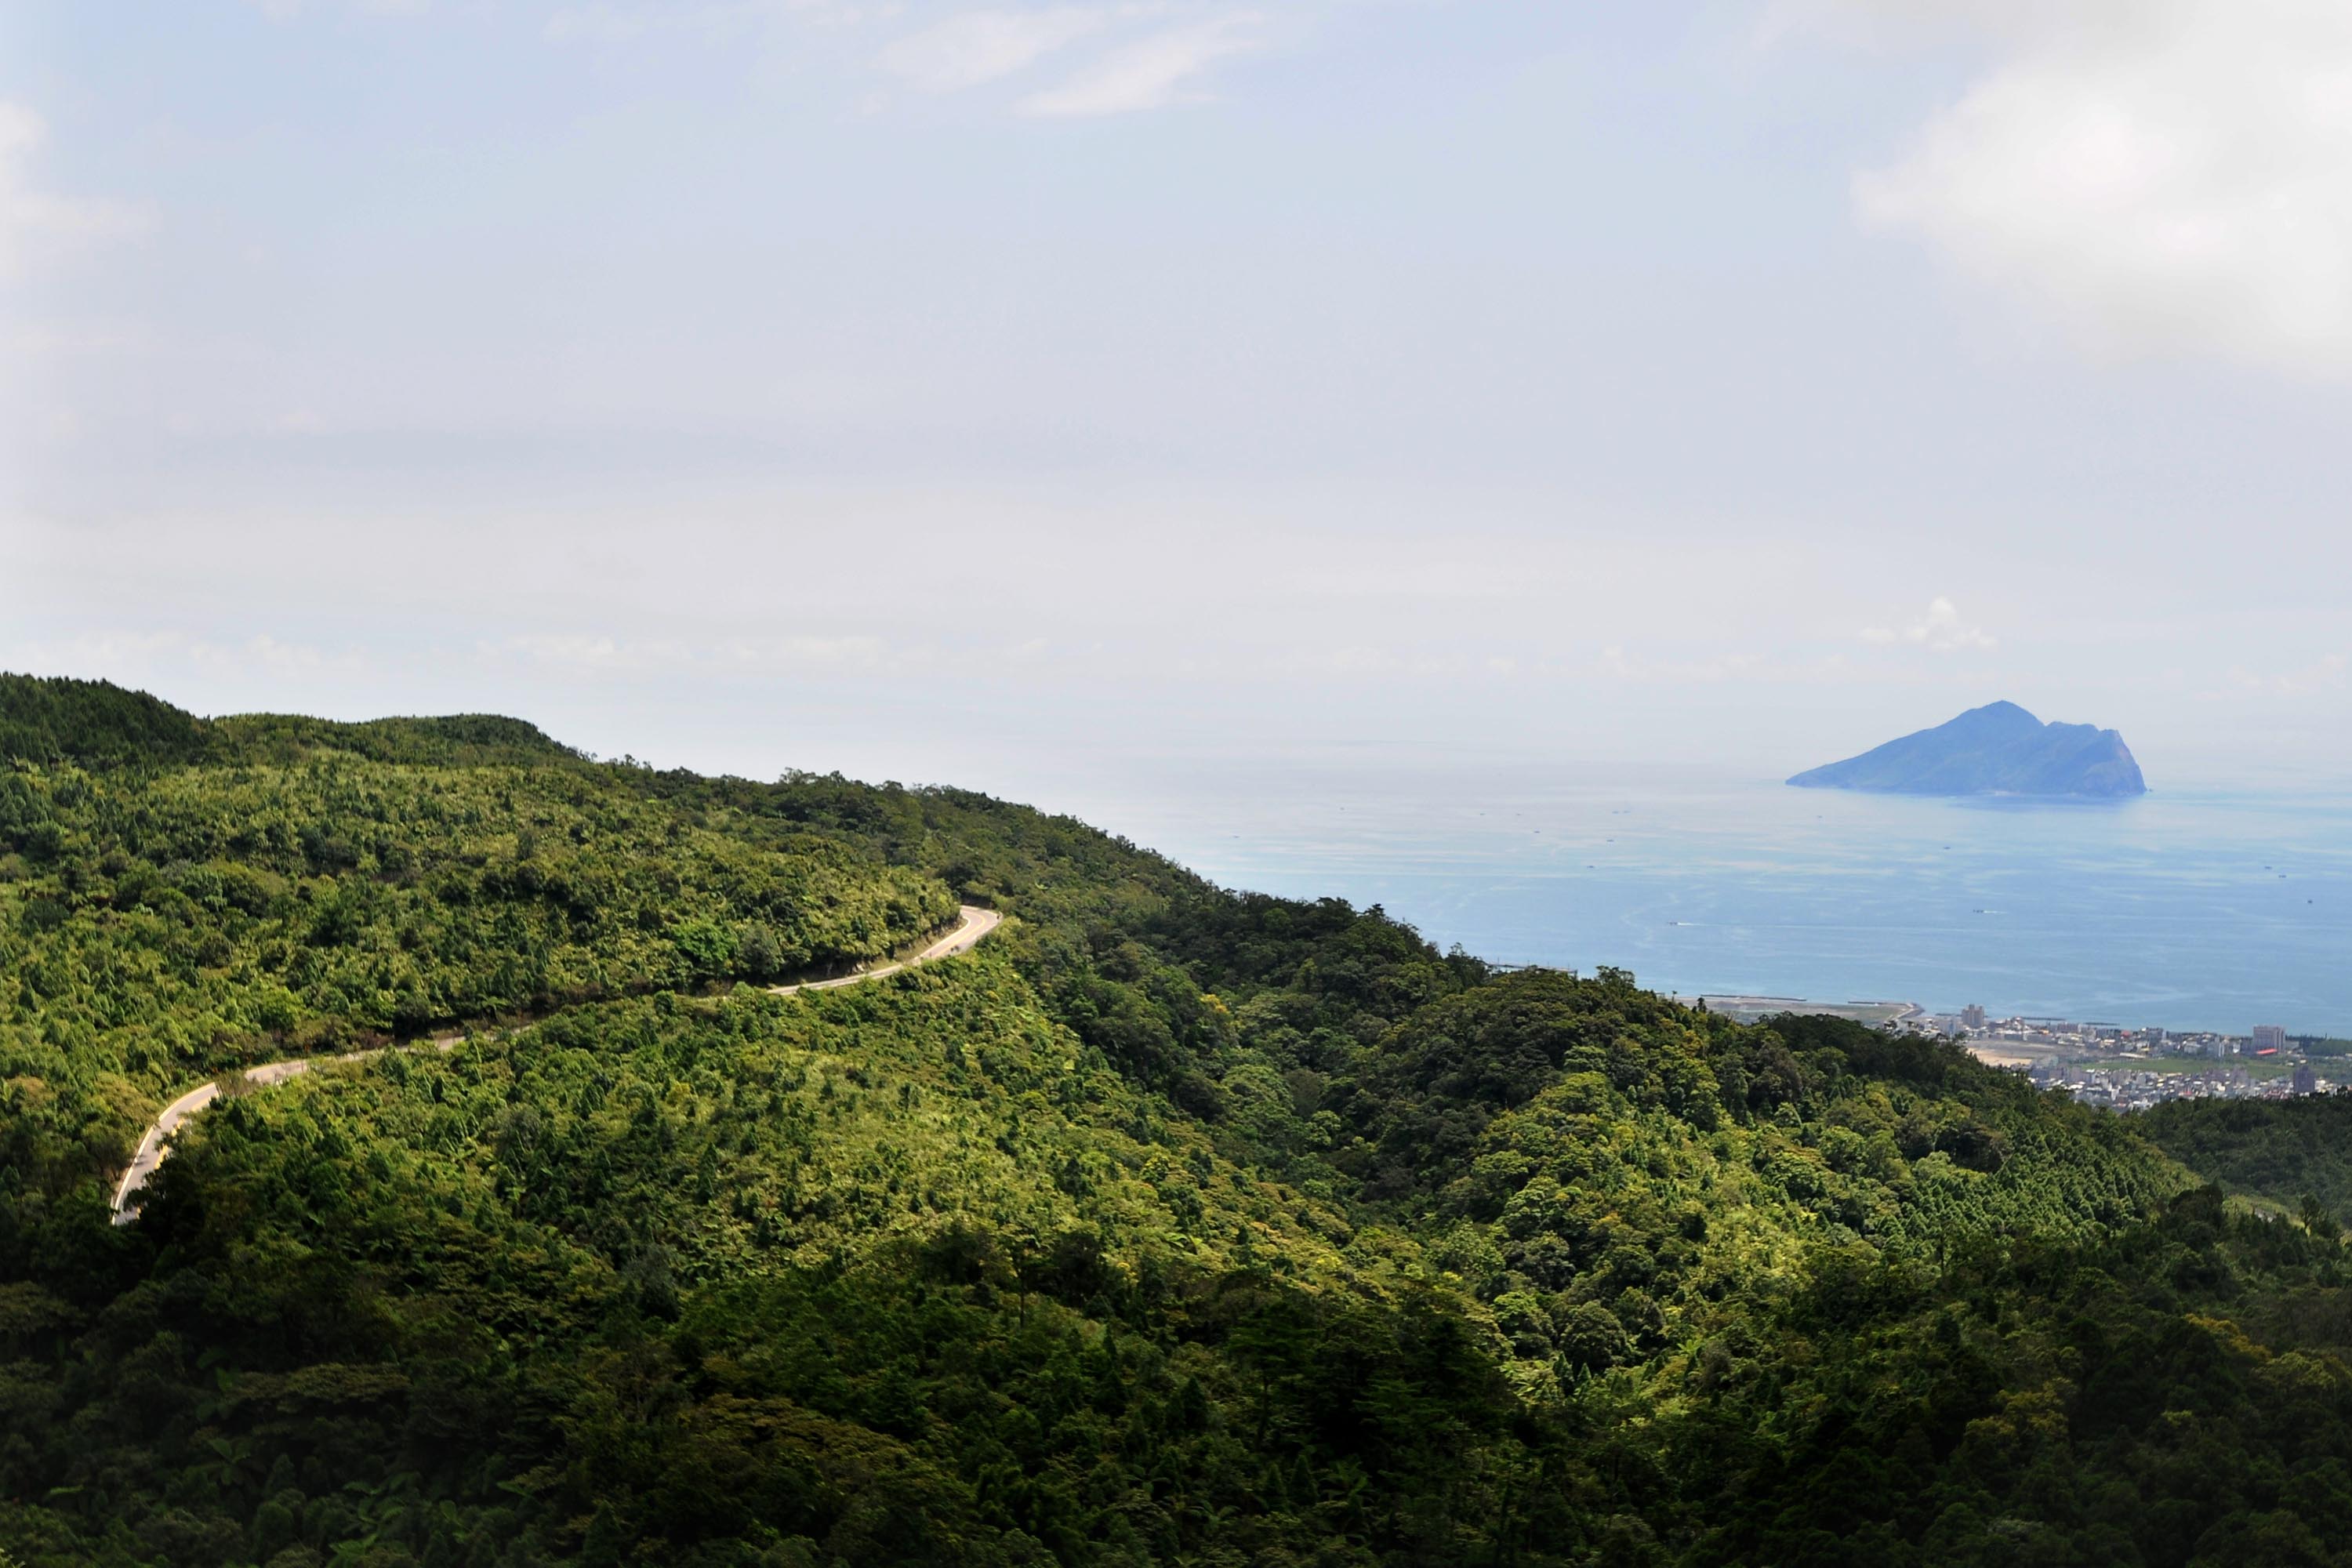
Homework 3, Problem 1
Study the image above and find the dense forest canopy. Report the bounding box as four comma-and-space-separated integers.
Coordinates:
4, 673, 2351, 1568
2140, 1094, 2352, 1228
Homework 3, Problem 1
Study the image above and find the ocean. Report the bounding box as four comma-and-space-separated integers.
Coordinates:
1087, 763, 2352, 1038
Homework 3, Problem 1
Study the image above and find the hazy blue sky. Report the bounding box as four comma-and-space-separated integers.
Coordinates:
5, 0, 2349, 809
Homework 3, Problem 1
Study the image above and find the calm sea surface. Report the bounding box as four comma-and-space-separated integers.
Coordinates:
1083, 764, 2352, 1038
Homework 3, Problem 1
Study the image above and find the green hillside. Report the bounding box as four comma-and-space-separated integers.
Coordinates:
5, 675, 2352, 1567
2140, 1094, 2352, 1227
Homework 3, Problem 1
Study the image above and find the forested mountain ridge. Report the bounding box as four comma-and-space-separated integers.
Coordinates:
2, 674, 2349, 1568
0, 676, 581, 772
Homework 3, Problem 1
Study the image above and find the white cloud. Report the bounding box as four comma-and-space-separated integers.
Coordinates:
1592, 645, 1849, 684
1019, 13, 1261, 118
543, 2, 659, 44
1838, 0, 2352, 375
0, 103, 154, 277
4, 629, 345, 680
878, 9, 1109, 93
2228, 652, 2349, 695
1861, 596, 1996, 652
244, 0, 432, 19
493, 632, 903, 676
543, 0, 868, 46
539, 2, 1270, 116
7, 321, 151, 357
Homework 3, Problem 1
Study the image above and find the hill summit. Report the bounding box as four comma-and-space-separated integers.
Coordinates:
1789, 699, 2147, 797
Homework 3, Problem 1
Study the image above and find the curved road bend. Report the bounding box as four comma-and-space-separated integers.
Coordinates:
111, 904, 1001, 1225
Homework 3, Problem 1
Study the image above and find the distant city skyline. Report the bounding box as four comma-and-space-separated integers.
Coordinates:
6, 2, 2352, 800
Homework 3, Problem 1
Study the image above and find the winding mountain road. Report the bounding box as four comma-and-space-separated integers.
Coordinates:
109, 904, 1001, 1225
771, 903, 999, 994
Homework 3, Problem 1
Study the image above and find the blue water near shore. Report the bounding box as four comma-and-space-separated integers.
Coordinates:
1098, 764, 2352, 1037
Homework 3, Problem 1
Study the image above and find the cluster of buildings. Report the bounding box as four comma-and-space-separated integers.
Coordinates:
1673, 988, 2338, 1113
2020, 1061, 2323, 1112
1904, 1004, 2336, 1110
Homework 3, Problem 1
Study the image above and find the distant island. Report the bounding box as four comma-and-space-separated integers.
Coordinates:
1789, 700, 2147, 797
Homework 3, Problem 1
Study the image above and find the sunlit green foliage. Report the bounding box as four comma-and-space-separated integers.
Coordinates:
0, 679, 955, 1214
6, 674, 2352, 1567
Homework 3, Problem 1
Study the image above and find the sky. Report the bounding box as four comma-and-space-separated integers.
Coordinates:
5, 0, 2351, 818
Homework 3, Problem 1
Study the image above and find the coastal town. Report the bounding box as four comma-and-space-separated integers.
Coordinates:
1919, 1007, 2339, 1112
1678, 991, 2341, 1112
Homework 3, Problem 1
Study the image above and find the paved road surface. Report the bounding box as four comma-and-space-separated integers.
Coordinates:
110, 905, 1000, 1225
